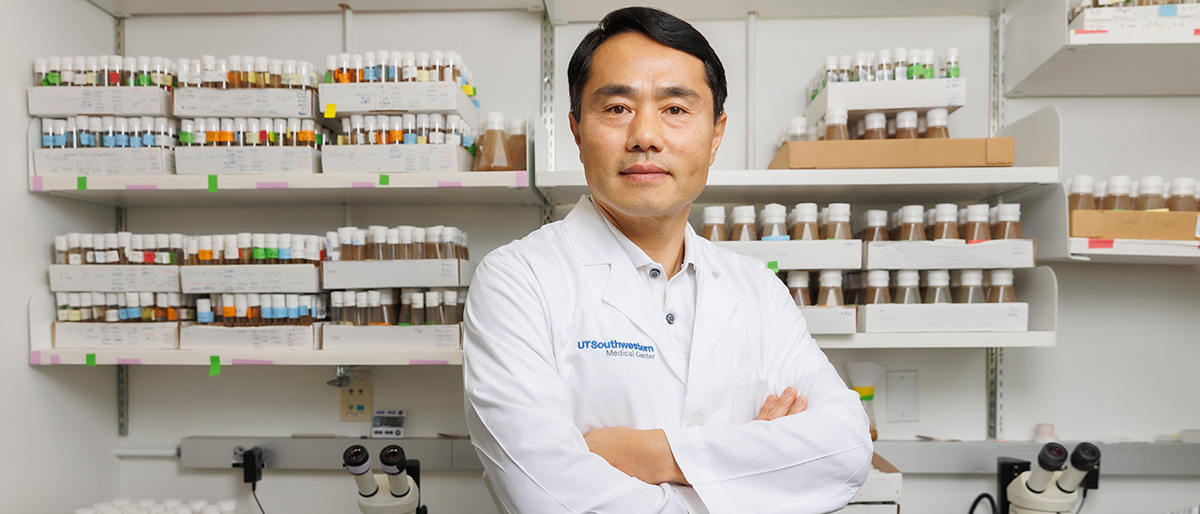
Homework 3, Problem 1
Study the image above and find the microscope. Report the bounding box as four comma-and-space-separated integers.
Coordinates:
998, 442, 1101, 514
343, 444, 428, 514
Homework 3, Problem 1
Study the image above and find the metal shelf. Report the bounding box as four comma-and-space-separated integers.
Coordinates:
874, 440, 1200, 476
544, 0, 1001, 24
28, 348, 462, 366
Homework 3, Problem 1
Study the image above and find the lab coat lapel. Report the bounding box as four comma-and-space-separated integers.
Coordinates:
687, 246, 739, 389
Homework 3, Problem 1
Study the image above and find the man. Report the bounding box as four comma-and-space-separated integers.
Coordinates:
464, 7, 872, 513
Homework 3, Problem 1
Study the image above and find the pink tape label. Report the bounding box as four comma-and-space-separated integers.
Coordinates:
231, 358, 274, 366
514, 170, 529, 188
31, 176, 44, 192
256, 182, 289, 189
410, 359, 449, 365
437, 181, 463, 188
50, 355, 61, 365
351, 181, 375, 189
126, 185, 157, 191
30, 351, 41, 365
117, 358, 142, 365
1074, 29, 1108, 35
1088, 239, 1115, 249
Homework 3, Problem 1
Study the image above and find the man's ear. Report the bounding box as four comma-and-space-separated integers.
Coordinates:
569, 112, 582, 147
709, 112, 727, 167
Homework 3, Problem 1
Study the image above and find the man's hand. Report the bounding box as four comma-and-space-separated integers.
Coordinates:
584, 427, 688, 486
755, 386, 808, 421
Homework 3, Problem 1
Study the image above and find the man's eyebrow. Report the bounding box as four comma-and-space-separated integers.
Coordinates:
656, 85, 700, 101
592, 84, 636, 98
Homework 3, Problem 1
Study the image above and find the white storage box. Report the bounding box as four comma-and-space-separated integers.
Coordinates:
180, 324, 314, 350
799, 306, 857, 335
865, 239, 1035, 270
806, 78, 965, 124
322, 259, 475, 289
173, 88, 316, 118
48, 265, 180, 292
1070, 5, 1200, 31
857, 303, 1029, 333
715, 240, 862, 270
28, 86, 172, 117
52, 322, 178, 349
317, 82, 479, 121
174, 147, 321, 175
321, 324, 462, 351
321, 145, 472, 173
854, 453, 902, 503
34, 148, 174, 176
180, 264, 321, 293
834, 504, 898, 514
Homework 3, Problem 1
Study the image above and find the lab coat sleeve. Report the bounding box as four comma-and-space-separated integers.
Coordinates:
660, 267, 874, 514
463, 257, 693, 514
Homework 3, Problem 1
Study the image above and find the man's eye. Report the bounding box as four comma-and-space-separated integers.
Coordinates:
666, 107, 685, 115
608, 105, 628, 114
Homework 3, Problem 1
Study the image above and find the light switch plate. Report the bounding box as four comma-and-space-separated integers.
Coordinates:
340, 369, 372, 422
887, 371, 918, 423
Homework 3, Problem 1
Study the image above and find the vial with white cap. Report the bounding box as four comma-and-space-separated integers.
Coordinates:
964, 204, 992, 242
931, 203, 959, 240
945, 47, 960, 78
507, 118, 526, 168
424, 226, 444, 259
1068, 174, 1097, 211
995, 204, 1022, 239
824, 107, 849, 141
926, 108, 950, 139
817, 270, 844, 307
410, 291, 426, 326
826, 203, 853, 240
425, 291, 444, 325
898, 205, 926, 241
895, 110, 918, 139
957, 269, 986, 304
863, 270, 891, 304
790, 203, 819, 241
1104, 175, 1133, 210
760, 203, 789, 240
924, 270, 952, 304
823, 55, 839, 86
441, 227, 459, 259
987, 269, 1016, 303
892, 270, 921, 304
863, 113, 886, 140
700, 206, 727, 241
1167, 177, 1198, 212
367, 226, 387, 261
396, 226, 415, 260
875, 49, 893, 81
786, 116, 808, 142
730, 205, 757, 241
787, 271, 811, 306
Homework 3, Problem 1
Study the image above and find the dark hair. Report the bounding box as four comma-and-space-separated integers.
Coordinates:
567, 7, 727, 124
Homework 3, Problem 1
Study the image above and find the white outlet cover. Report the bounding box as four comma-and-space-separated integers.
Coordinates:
887, 371, 919, 423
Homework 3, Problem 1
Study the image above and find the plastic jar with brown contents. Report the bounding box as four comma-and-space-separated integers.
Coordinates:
700, 206, 727, 241
760, 203, 789, 240
893, 270, 922, 304
786, 116, 807, 142
926, 108, 950, 139
924, 270, 952, 304
861, 209, 889, 242
825, 107, 850, 141
506, 119, 527, 170
964, 204, 992, 242
895, 110, 918, 139
475, 112, 512, 171
844, 273, 863, 305
825, 203, 853, 240
730, 205, 757, 241
788, 271, 812, 307
932, 203, 960, 240
1136, 175, 1167, 211
863, 113, 887, 140
1093, 180, 1107, 210
987, 269, 1017, 303
995, 204, 1022, 239
957, 269, 987, 304
925, 208, 937, 240
790, 203, 819, 240
1104, 175, 1134, 210
1067, 174, 1097, 210
863, 270, 891, 304
1167, 177, 1198, 212
817, 270, 844, 307
898, 205, 926, 241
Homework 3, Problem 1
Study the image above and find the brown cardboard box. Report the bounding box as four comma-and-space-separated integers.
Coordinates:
768, 138, 1015, 169
1070, 210, 1200, 241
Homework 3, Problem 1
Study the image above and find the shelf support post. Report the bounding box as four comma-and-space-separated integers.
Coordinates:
541, 13, 556, 174
987, 347, 1005, 440
989, 12, 1002, 136
118, 364, 129, 436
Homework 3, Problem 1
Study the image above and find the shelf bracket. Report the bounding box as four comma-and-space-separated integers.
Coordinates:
118, 364, 129, 437
986, 347, 1005, 440
989, 12, 1002, 136
115, 17, 125, 57
540, 13, 556, 174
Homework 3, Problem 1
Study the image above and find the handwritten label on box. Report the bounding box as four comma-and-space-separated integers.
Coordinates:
181, 325, 314, 350
174, 88, 314, 117
34, 148, 173, 176
28, 87, 169, 116
49, 265, 180, 292
175, 147, 320, 175
180, 264, 321, 293
53, 322, 178, 349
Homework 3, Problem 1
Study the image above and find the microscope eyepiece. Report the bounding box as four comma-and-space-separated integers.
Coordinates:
344, 445, 371, 469
380, 445, 407, 469
1070, 442, 1101, 471
1036, 442, 1068, 471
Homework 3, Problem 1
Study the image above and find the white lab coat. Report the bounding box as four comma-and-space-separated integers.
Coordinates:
464, 196, 872, 514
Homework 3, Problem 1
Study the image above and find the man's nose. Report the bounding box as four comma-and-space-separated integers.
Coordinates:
626, 109, 664, 153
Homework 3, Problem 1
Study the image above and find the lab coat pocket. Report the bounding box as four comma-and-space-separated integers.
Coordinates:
719, 369, 770, 425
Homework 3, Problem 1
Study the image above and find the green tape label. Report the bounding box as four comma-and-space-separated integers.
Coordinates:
265, 248, 279, 259
209, 356, 221, 376
767, 261, 779, 272
379, 174, 390, 186
77, 176, 88, 190
86, 353, 96, 366
208, 175, 218, 192
252, 248, 266, 259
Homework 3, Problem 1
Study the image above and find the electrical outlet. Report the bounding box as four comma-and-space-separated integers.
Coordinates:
340, 369, 372, 422
886, 371, 918, 422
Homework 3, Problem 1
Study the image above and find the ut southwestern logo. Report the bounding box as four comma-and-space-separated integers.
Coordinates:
577, 339, 656, 360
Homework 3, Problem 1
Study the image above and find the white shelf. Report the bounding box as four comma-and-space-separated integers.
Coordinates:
537, 167, 1059, 205
816, 331, 1054, 349
1066, 238, 1200, 265
28, 347, 463, 366
544, 0, 1000, 24
1004, 0, 1200, 97
94, 0, 537, 16
28, 170, 542, 207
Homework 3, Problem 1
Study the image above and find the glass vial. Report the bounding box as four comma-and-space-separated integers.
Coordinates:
964, 204, 991, 242
824, 107, 849, 141
926, 108, 950, 139
893, 270, 921, 304
817, 270, 844, 307
760, 203, 788, 240
895, 110, 918, 139
1167, 177, 1198, 212
790, 203, 819, 241
863, 270, 891, 305
898, 205, 926, 241
988, 270, 1017, 303
730, 205, 757, 241
861, 209, 889, 242
700, 206, 727, 241
826, 203, 853, 240
862, 112, 886, 140
1068, 174, 1097, 211
924, 270, 952, 304
957, 270, 987, 304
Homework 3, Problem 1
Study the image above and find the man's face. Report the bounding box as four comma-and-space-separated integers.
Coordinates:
570, 32, 726, 220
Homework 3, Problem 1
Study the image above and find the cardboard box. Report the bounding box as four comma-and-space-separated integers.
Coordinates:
322, 259, 475, 289
173, 88, 316, 118
321, 324, 462, 351
180, 264, 321, 293
715, 240, 862, 270
52, 322, 178, 349
865, 240, 1035, 270
799, 306, 857, 335
48, 265, 180, 293
857, 303, 1029, 333
28, 86, 172, 117
175, 147, 321, 175
769, 138, 1015, 169
854, 453, 903, 503
806, 77, 966, 125
317, 82, 479, 121
34, 147, 175, 176
1070, 209, 1200, 241
180, 324, 314, 350
321, 145, 473, 173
